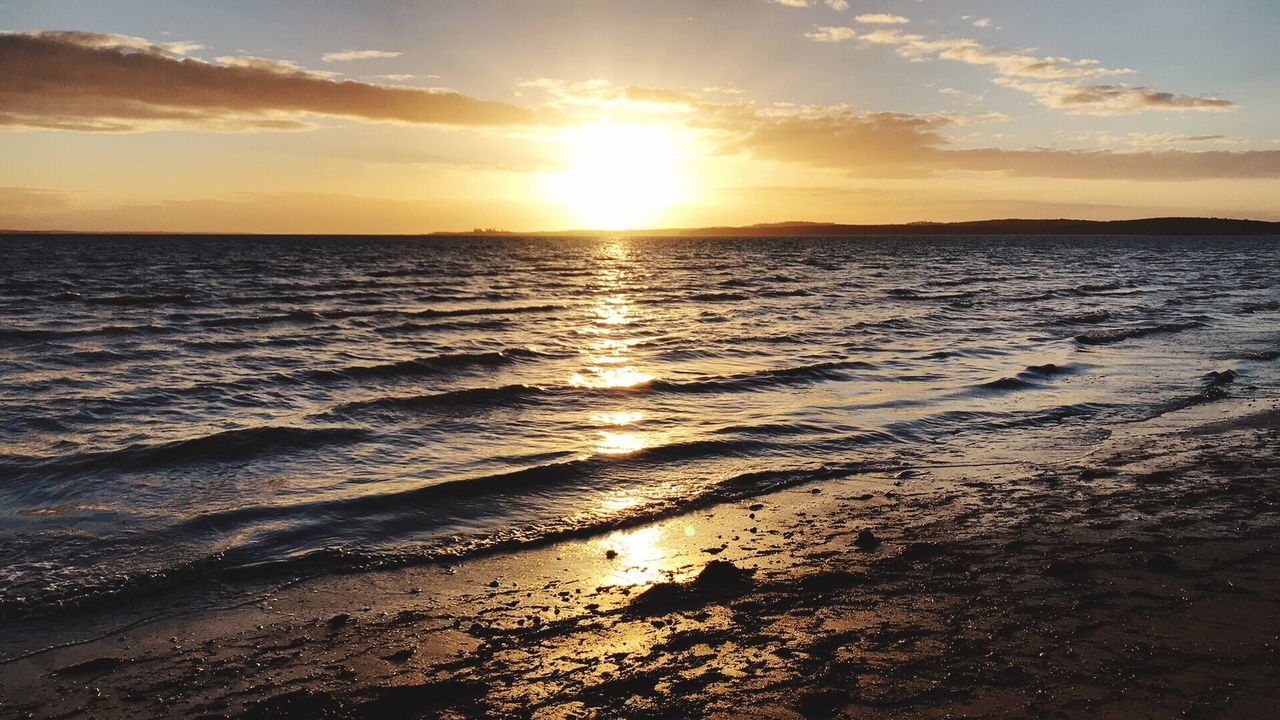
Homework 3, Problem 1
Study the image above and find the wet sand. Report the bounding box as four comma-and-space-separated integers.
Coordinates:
3, 399, 1279, 719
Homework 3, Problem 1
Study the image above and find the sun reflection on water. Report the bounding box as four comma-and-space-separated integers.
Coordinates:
590, 410, 645, 426
570, 367, 653, 389
577, 241, 655, 455
594, 430, 647, 455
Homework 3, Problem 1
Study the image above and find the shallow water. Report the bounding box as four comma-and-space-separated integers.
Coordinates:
1, 234, 1278, 618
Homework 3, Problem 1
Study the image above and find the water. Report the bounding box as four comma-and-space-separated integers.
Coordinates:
1, 234, 1278, 620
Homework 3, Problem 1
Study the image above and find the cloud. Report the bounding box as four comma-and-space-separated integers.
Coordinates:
13, 31, 203, 56
825, 0, 850, 10
160, 40, 205, 55
859, 29, 1128, 79
0, 31, 547, 132
715, 103, 1276, 180
213, 54, 337, 78
855, 13, 910, 25
971, 18, 993, 28
805, 26, 857, 43
996, 79, 1234, 115
855, 29, 1233, 115
321, 49, 402, 63
771, 0, 812, 6
1087, 132, 1244, 151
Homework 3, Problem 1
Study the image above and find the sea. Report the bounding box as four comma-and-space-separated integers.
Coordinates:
2, 234, 1278, 623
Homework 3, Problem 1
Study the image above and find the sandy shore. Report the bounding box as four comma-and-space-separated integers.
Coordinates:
3, 397, 1279, 719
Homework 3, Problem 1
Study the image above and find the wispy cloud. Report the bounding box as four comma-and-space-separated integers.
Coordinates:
859, 29, 1129, 79
855, 13, 910, 25
854, 29, 1232, 114
805, 26, 857, 43
321, 49, 402, 63
726, 108, 1276, 179
997, 79, 1235, 115
0, 32, 547, 132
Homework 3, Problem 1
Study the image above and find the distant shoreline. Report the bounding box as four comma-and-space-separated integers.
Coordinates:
4, 217, 1280, 238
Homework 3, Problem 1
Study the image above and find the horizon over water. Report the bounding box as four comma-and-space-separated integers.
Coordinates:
2, 233, 1278, 623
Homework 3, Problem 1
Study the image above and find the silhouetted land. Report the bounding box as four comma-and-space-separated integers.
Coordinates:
435, 217, 1280, 237
5, 216, 1280, 238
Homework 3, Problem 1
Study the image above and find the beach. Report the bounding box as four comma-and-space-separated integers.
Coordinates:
4, 390, 1278, 719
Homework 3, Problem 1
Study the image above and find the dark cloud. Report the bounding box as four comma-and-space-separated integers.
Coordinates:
0, 31, 549, 132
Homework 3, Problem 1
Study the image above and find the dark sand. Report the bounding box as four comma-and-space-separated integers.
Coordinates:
3, 399, 1279, 719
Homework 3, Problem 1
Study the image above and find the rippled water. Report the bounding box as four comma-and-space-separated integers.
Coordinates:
2, 234, 1278, 618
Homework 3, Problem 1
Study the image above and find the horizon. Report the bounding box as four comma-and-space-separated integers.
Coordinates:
3, 215, 1279, 238
2, 1, 1279, 233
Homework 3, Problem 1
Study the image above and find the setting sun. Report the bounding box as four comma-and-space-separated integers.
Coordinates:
548, 121, 688, 230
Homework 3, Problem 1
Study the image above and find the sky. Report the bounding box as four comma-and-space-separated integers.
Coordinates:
1, 0, 1277, 232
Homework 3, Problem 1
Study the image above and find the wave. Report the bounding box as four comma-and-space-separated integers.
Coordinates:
197, 309, 325, 327
647, 360, 874, 394
375, 318, 510, 335
328, 359, 877, 418
326, 384, 547, 417
190, 304, 562, 329
1076, 282, 1123, 293
411, 303, 564, 319
0, 323, 171, 344
298, 347, 545, 384
1075, 322, 1198, 346
0, 452, 889, 623
171, 438, 769, 539
0, 425, 368, 482
1151, 369, 1239, 416
974, 362, 1080, 392
886, 288, 980, 302
1239, 300, 1280, 314
690, 292, 750, 302
1049, 309, 1111, 325
82, 293, 194, 306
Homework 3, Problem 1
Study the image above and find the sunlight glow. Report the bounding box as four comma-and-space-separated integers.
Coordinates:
549, 121, 688, 230
589, 410, 645, 426
569, 366, 653, 389
594, 430, 648, 455
598, 526, 668, 586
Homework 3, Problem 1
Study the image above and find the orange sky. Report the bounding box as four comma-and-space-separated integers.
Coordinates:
2, 2, 1278, 231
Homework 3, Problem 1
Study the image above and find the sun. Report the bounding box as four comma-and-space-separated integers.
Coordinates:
548, 120, 688, 230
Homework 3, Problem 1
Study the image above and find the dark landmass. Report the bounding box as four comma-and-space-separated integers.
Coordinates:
439, 217, 1280, 237
3, 399, 1278, 719
4, 216, 1280, 238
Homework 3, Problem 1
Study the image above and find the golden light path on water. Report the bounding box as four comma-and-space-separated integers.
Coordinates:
570, 241, 657, 459
564, 241, 689, 589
